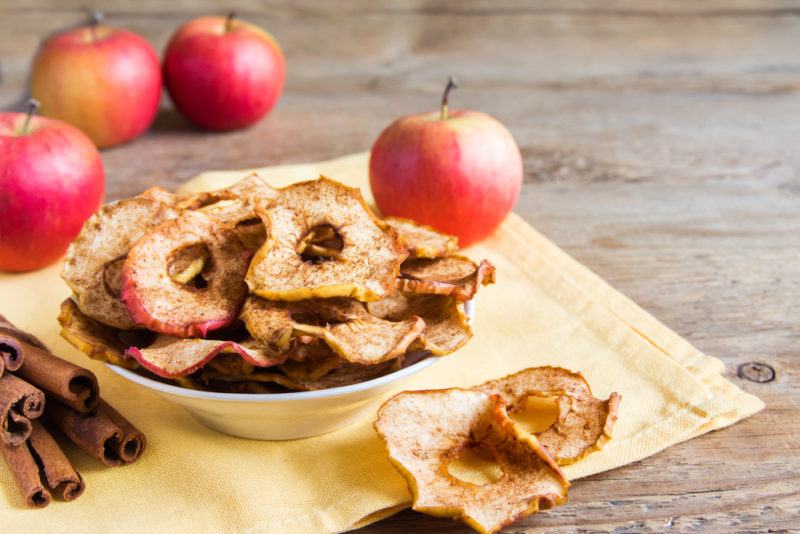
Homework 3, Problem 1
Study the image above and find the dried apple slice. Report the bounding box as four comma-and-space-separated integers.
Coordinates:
476, 367, 621, 465
120, 210, 250, 338
231, 359, 401, 391
385, 216, 458, 258
137, 186, 177, 205
368, 293, 472, 355
285, 337, 337, 363
398, 256, 496, 301
246, 177, 407, 301
57, 298, 146, 369
125, 335, 285, 378
242, 296, 425, 365
375, 389, 570, 534
176, 174, 277, 212
62, 198, 180, 329
179, 175, 276, 251
279, 347, 343, 381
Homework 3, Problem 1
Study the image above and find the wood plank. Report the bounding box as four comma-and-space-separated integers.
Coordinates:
1, 0, 797, 530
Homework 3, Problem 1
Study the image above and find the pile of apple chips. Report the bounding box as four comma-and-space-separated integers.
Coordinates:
58, 176, 494, 393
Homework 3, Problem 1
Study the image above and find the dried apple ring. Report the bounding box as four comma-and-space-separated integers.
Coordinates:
398, 256, 496, 301
368, 293, 472, 355
124, 335, 285, 378
476, 367, 621, 465
385, 216, 458, 259
242, 296, 425, 365
246, 177, 408, 301
137, 186, 177, 205
375, 389, 569, 534
120, 210, 250, 338
57, 298, 149, 369
179, 175, 277, 251
62, 198, 179, 329
232, 359, 401, 391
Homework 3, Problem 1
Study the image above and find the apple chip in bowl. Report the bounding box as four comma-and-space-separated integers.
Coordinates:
57, 175, 493, 439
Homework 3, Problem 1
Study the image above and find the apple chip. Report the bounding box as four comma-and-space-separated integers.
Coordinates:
57, 298, 145, 369
125, 336, 285, 378
137, 186, 177, 205
120, 210, 251, 338
176, 174, 277, 214
368, 293, 471, 355
476, 367, 621, 465
246, 177, 407, 301
385, 216, 458, 258
398, 256, 496, 301
179, 175, 276, 251
375, 389, 570, 534
279, 349, 343, 381
231, 359, 400, 391
62, 198, 180, 329
242, 296, 425, 365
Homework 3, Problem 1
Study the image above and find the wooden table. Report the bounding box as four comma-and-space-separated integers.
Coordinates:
2, 1, 798, 531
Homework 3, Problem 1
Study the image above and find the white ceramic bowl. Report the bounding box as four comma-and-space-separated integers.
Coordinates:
107, 301, 474, 440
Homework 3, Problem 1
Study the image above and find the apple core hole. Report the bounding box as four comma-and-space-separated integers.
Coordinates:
168, 244, 212, 289
296, 224, 344, 264
447, 444, 503, 485
234, 218, 266, 249
102, 255, 127, 298
510, 395, 560, 434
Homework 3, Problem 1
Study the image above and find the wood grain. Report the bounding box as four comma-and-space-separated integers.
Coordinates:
1, 0, 798, 531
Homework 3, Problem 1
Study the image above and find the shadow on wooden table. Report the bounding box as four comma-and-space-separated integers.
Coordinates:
149, 106, 196, 133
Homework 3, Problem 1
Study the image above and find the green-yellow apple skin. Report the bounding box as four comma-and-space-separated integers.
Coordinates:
370, 109, 523, 247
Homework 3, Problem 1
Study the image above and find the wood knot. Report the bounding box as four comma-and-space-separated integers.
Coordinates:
737, 362, 775, 383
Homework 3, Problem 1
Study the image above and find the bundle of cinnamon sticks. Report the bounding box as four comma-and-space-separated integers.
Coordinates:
0, 314, 146, 508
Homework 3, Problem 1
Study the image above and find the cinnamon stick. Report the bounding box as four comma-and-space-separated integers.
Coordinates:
45, 400, 125, 466
98, 399, 146, 463
27, 420, 84, 501
0, 334, 24, 375
0, 373, 45, 446
0, 439, 51, 508
14, 340, 99, 414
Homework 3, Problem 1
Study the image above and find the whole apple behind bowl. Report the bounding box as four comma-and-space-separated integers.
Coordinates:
0, 101, 104, 272
370, 78, 523, 247
30, 12, 161, 148
163, 13, 285, 131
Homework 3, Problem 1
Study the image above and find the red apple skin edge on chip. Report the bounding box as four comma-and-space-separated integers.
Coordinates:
370, 77, 523, 247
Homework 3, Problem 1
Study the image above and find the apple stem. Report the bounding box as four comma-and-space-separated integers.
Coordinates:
89, 11, 104, 42
225, 11, 236, 33
20, 98, 40, 136
440, 76, 459, 120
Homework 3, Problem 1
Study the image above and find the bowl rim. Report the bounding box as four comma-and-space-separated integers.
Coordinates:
106, 300, 474, 403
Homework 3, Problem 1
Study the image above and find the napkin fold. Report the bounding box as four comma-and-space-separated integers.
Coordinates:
0, 152, 762, 533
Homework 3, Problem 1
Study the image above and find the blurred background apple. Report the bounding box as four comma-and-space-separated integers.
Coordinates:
30, 12, 161, 148
370, 78, 523, 247
0, 100, 104, 272
163, 13, 285, 131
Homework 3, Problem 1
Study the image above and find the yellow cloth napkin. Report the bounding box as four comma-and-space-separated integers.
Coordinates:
0, 152, 762, 533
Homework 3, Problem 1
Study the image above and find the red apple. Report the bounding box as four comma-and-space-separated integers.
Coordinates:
0, 101, 104, 272
30, 13, 161, 148
163, 13, 285, 131
370, 78, 523, 247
